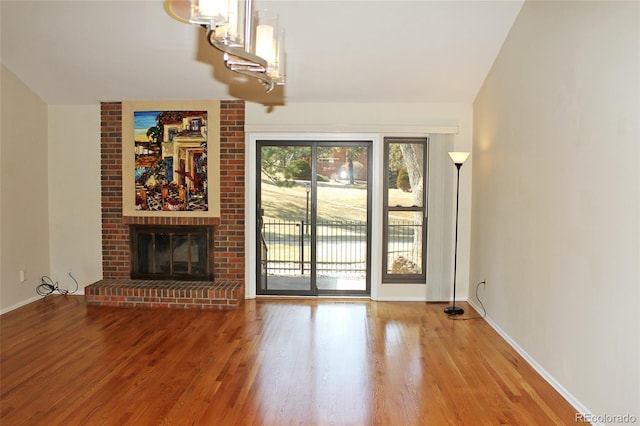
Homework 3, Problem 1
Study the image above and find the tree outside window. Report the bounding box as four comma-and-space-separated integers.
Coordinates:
383, 138, 428, 283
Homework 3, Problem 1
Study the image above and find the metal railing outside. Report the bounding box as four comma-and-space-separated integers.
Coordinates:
262, 220, 419, 277
387, 221, 422, 256
386, 221, 423, 273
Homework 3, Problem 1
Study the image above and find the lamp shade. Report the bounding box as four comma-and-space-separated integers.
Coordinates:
190, 0, 227, 25
190, 0, 245, 46
448, 151, 470, 165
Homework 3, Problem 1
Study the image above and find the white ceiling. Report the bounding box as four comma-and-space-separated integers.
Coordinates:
1, 0, 524, 106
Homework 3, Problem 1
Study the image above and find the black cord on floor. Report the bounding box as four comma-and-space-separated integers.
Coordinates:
448, 280, 487, 321
36, 273, 79, 297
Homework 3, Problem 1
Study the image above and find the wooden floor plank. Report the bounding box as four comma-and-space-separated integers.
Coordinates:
0, 296, 578, 425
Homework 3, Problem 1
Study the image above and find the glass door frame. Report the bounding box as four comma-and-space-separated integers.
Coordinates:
256, 140, 372, 297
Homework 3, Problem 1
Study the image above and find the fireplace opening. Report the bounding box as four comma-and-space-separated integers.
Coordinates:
131, 225, 213, 281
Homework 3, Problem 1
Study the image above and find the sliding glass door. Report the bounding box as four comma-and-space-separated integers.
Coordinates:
257, 141, 371, 296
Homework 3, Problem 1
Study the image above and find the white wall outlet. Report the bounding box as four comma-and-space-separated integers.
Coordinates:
19, 270, 26, 282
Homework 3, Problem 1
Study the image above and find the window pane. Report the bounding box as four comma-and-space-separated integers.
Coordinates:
386, 211, 423, 275
387, 143, 424, 208
383, 137, 428, 283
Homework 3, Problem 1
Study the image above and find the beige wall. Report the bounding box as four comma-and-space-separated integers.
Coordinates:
472, 0, 639, 418
0, 65, 50, 312
48, 105, 102, 294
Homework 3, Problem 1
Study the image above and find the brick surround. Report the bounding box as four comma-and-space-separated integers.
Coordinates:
85, 280, 242, 309
86, 100, 246, 309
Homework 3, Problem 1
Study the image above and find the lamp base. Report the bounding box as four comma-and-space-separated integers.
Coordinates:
444, 306, 464, 315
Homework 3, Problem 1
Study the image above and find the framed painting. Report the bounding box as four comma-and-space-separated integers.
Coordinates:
122, 100, 220, 217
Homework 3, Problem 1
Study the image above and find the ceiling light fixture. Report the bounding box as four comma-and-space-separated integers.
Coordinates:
167, 0, 285, 92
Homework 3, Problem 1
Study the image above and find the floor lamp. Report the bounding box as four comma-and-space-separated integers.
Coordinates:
444, 151, 470, 315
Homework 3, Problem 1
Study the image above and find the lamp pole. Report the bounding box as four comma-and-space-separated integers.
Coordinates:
444, 152, 469, 316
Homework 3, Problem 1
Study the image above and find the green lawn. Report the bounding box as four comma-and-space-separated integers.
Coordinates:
260, 178, 416, 222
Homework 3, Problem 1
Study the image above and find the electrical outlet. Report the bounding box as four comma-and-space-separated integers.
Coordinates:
19, 270, 26, 282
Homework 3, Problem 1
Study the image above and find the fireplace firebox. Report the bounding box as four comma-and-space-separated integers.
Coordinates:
130, 225, 213, 281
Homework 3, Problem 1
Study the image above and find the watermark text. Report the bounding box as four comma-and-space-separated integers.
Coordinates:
576, 413, 638, 424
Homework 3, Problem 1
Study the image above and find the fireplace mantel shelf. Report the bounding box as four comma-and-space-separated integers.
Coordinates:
123, 216, 220, 226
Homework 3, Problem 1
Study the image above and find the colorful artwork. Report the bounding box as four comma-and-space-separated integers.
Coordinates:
134, 110, 208, 211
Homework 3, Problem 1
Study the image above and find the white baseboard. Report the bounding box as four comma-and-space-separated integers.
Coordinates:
374, 296, 427, 302
0, 295, 43, 315
466, 298, 599, 425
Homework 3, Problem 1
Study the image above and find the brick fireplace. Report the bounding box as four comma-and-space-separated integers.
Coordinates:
85, 100, 246, 309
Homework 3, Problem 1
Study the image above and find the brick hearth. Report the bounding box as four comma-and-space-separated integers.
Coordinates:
87, 100, 246, 309
85, 280, 242, 309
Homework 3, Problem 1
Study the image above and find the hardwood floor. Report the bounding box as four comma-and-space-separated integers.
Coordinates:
1, 296, 577, 425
